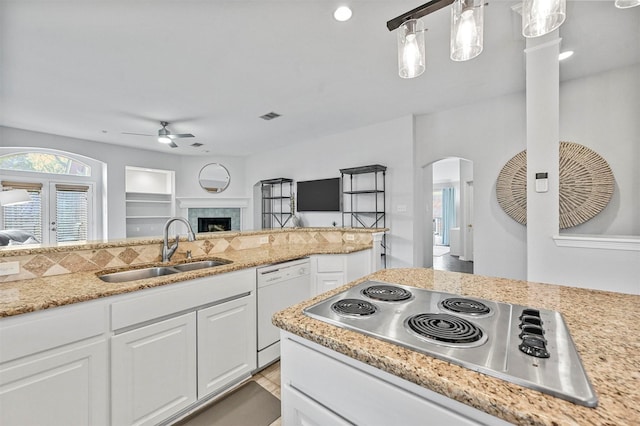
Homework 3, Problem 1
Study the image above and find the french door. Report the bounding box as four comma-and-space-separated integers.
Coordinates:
1, 181, 93, 244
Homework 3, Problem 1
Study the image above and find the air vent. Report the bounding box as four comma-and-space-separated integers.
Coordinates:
260, 112, 281, 120
190, 142, 203, 147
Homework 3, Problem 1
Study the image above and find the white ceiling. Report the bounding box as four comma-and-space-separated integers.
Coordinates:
1, 1, 638, 156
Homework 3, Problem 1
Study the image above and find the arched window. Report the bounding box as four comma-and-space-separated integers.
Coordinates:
0, 152, 91, 176
1, 149, 102, 245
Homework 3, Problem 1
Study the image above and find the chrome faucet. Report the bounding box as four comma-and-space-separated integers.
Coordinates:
162, 217, 196, 262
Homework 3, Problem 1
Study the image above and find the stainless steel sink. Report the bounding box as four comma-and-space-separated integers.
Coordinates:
172, 260, 230, 272
98, 267, 180, 283
98, 259, 232, 283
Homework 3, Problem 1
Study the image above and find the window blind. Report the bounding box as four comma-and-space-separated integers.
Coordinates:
55, 185, 89, 242
2, 188, 43, 241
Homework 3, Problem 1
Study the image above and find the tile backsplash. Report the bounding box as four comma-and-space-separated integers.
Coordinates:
0, 229, 377, 282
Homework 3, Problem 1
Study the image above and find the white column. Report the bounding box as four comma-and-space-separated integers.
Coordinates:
525, 32, 560, 283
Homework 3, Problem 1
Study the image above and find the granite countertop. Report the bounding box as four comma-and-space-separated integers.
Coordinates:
0, 243, 371, 317
273, 268, 640, 426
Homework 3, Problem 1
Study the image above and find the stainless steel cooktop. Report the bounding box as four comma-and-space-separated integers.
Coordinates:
304, 280, 598, 407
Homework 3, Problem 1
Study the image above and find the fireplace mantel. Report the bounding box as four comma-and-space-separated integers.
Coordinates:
177, 197, 250, 209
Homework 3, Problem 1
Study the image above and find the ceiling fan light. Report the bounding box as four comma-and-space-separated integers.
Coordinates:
450, 0, 484, 62
397, 19, 426, 79
522, 0, 566, 38
334, 6, 352, 21
158, 136, 172, 144
615, 0, 640, 8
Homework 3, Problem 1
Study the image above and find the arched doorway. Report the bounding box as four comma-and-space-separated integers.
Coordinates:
422, 157, 474, 273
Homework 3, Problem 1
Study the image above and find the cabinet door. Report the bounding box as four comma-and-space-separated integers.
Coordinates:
111, 313, 197, 426
282, 383, 352, 426
315, 272, 345, 296
0, 338, 108, 426
197, 293, 257, 399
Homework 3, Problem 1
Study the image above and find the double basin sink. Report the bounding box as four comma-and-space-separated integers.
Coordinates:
98, 260, 231, 283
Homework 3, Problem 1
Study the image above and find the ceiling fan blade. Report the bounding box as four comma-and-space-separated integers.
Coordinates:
122, 132, 154, 136
167, 133, 195, 139
169, 141, 179, 148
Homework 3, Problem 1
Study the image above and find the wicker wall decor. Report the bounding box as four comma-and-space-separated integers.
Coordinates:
496, 142, 614, 229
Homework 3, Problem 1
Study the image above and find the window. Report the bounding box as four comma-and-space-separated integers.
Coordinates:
0, 148, 103, 242
0, 152, 90, 176
55, 184, 89, 242
1, 182, 43, 242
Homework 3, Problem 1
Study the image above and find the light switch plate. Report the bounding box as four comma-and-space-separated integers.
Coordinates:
345, 233, 355, 241
259, 236, 269, 244
0, 261, 20, 276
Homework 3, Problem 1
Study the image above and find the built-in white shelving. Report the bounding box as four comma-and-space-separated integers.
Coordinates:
125, 167, 175, 238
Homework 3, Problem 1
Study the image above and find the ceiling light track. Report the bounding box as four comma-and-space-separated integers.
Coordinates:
387, 0, 454, 32
388, 0, 634, 78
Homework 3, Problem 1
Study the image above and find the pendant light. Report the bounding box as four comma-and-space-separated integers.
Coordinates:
522, 0, 566, 38
615, 0, 640, 8
397, 19, 426, 79
450, 0, 484, 61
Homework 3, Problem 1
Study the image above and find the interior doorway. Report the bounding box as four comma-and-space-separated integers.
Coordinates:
431, 158, 474, 274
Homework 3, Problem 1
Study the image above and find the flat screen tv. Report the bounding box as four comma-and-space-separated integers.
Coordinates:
296, 178, 341, 212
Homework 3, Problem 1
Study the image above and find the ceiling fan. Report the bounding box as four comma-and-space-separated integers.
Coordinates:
122, 121, 195, 148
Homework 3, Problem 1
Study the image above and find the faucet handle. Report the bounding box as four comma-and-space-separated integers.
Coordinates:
186, 250, 192, 259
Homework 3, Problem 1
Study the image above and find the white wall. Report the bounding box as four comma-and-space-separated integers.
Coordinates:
415, 92, 528, 280
245, 116, 415, 268
415, 63, 639, 293
560, 64, 640, 236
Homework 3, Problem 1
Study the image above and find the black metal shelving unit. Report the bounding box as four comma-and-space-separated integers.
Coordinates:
260, 178, 293, 229
340, 164, 387, 266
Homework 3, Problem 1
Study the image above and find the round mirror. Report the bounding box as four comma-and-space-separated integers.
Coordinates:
198, 163, 230, 193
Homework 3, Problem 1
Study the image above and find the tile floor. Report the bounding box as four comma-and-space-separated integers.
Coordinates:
252, 362, 282, 426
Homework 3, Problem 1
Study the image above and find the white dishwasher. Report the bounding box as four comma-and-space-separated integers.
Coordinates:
257, 257, 311, 369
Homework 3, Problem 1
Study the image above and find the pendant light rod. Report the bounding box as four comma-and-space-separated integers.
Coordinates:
387, 0, 455, 31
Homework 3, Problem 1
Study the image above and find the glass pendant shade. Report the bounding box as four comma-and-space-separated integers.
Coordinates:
522, 0, 566, 38
615, 0, 640, 8
397, 19, 426, 79
450, 0, 484, 61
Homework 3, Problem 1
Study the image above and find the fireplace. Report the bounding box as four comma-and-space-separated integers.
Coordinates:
198, 217, 232, 233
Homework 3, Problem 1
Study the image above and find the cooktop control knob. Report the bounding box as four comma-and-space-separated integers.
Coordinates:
519, 337, 550, 358
520, 315, 543, 327
519, 308, 541, 320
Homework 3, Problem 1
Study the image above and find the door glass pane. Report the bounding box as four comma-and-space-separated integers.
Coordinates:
56, 187, 88, 242
2, 190, 42, 242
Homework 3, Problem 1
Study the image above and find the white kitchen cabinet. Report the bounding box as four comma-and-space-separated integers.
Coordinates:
281, 332, 510, 426
282, 382, 351, 426
111, 313, 197, 426
109, 268, 256, 425
311, 249, 373, 296
0, 300, 109, 426
197, 293, 256, 399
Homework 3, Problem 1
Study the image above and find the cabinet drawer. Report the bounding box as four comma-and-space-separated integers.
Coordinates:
0, 299, 108, 363
282, 336, 502, 426
315, 256, 344, 273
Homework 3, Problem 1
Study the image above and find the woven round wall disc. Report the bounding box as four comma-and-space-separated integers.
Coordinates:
496, 142, 614, 229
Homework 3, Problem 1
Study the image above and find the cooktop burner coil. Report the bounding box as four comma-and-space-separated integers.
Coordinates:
362, 285, 412, 302
405, 313, 487, 347
331, 299, 377, 317
440, 297, 491, 316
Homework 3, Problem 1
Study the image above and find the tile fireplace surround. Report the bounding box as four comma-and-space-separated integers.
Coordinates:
0, 228, 382, 283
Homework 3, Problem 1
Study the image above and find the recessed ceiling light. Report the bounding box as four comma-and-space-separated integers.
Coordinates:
559, 50, 574, 61
334, 6, 352, 22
